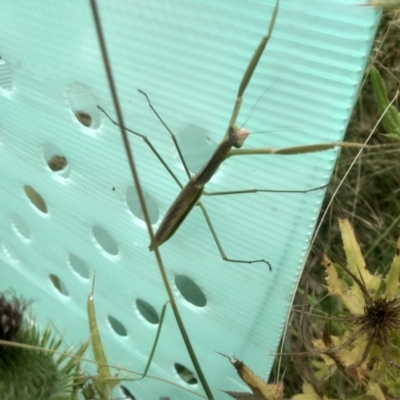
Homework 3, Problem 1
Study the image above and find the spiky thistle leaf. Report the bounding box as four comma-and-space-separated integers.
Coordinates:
0, 291, 89, 400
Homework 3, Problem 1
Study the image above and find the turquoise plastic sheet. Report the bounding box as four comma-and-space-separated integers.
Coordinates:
0, 1, 379, 399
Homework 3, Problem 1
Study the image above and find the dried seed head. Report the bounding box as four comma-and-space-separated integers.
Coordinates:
358, 295, 400, 352
0, 291, 29, 343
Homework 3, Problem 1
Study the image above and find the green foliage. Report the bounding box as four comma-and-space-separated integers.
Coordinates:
84, 282, 121, 400
370, 64, 400, 139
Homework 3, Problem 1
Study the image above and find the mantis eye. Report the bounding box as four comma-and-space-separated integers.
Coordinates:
229, 126, 250, 148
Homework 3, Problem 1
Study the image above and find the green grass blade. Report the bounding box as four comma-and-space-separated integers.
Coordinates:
370, 65, 400, 139
87, 279, 120, 400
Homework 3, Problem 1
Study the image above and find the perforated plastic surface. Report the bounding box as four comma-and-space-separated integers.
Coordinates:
0, 1, 379, 399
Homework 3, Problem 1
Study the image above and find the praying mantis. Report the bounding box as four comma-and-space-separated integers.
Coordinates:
96, 5, 371, 268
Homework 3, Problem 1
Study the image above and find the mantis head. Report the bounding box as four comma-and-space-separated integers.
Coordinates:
229, 126, 250, 148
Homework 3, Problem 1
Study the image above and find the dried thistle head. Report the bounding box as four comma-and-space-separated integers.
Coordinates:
0, 291, 29, 344
0, 290, 88, 400
301, 213, 400, 397
315, 252, 400, 370
354, 290, 400, 367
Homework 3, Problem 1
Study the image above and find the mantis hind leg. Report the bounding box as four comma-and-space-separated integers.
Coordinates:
197, 202, 272, 271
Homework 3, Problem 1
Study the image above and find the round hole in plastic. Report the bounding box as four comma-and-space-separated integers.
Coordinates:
65, 84, 100, 128
175, 275, 206, 307
126, 186, 159, 224
10, 215, 30, 240
92, 226, 118, 256
136, 299, 160, 325
68, 254, 90, 279
43, 144, 68, 174
174, 363, 198, 385
0, 57, 13, 91
49, 274, 69, 297
75, 111, 92, 127
47, 155, 68, 173
108, 315, 127, 336
23, 185, 48, 214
